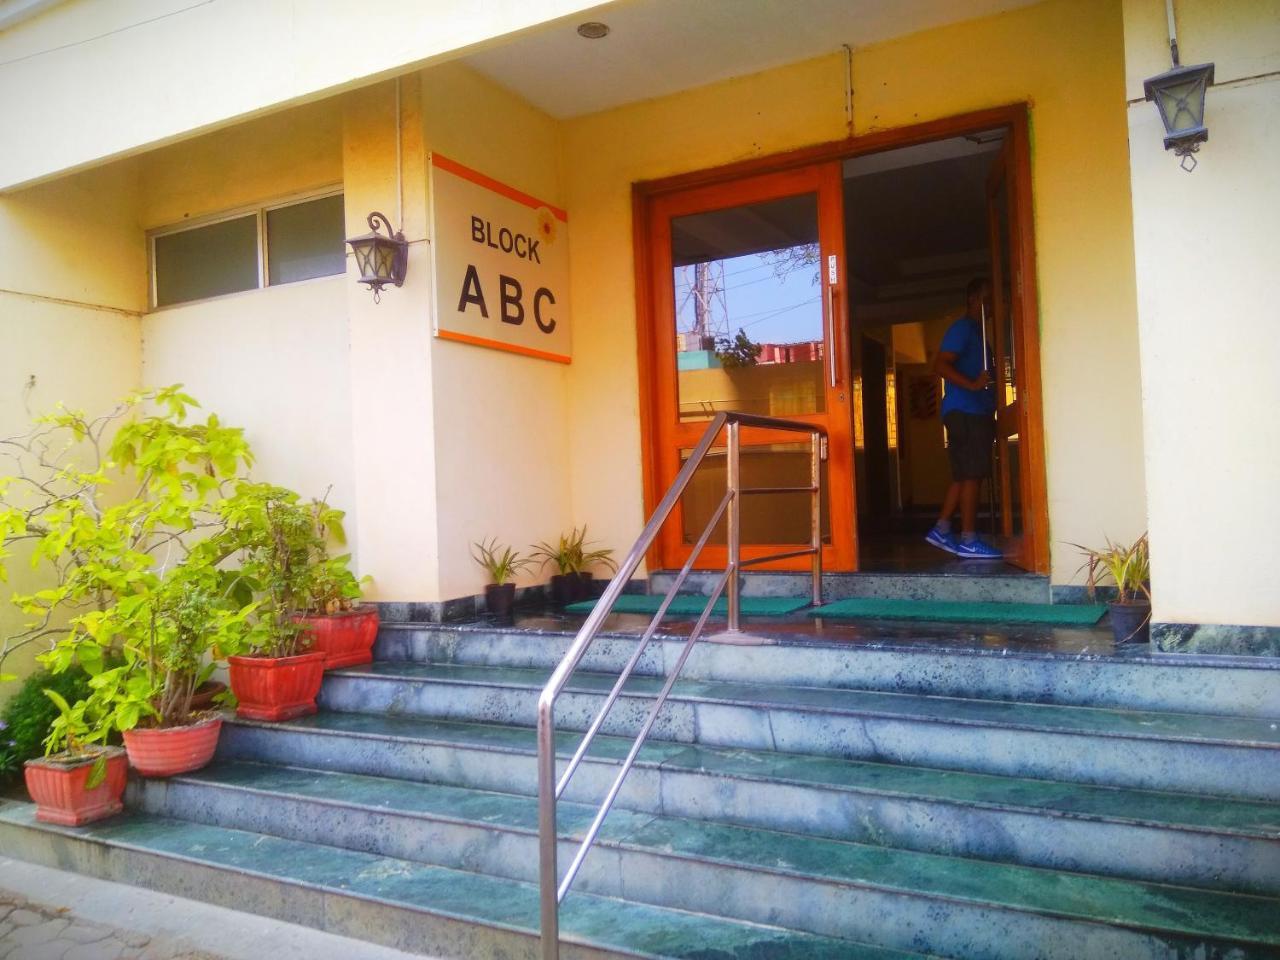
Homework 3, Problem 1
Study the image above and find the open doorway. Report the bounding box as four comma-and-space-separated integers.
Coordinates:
635, 106, 1048, 576
843, 130, 1028, 572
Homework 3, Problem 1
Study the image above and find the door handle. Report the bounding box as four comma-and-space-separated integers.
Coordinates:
827, 284, 839, 388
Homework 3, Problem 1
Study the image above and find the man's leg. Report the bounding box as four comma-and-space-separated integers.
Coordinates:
937, 482, 961, 530
927, 482, 962, 554
959, 478, 981, 537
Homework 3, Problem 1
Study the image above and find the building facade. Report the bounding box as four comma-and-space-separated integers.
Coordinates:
0, 0, 1276, 659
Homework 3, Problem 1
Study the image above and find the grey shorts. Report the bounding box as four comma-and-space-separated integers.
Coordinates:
943, 411, 995, 481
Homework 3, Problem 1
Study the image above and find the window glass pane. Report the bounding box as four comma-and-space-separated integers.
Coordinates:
670, 194, 825, 421
267, 195, 346, 285
154, 215, 258, 307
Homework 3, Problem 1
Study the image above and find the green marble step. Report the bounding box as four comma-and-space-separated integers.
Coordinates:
0, 803, 925, 960
225, 712, 1280, 840
149, 759, 1280, 954
218, 710, 1280, 899
331, 660, 1280, 747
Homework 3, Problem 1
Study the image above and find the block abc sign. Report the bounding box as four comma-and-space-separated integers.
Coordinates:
430, 154, 570, 363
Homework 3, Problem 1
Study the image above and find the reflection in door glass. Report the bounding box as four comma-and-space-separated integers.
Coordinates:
670, 194, 825, 420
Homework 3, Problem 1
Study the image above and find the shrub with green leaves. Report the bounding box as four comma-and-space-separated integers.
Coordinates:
0, 386, 257, 749
218, 484, 362, 659
0, 386, 363, 751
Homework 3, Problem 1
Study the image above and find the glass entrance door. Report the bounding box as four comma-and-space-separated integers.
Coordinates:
986, 141, 1034, 569
645, 163, 856, 571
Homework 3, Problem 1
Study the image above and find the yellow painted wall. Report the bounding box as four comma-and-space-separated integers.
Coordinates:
0, 163, 144, 696
419, 63, 574, 599
0, 0, 607, 191
342, 78, 441, 602
138, 98, 344, 228
1122, 0, 1280, 626
563, 0, 1147, 584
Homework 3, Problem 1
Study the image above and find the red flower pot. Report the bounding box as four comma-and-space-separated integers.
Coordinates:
122, 716, 222, 777
292, 605, 380, 670
24, 746, 127, 826
227, 651, 326, 721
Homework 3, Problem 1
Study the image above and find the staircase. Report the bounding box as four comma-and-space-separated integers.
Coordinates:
2, 617, 1279, 959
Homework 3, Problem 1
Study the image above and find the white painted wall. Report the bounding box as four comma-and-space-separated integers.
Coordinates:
140, 277, 356, 523
1123, 0, 1280, 626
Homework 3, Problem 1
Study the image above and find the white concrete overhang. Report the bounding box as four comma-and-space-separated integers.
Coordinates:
0, 0, 1041, 191
463, 0, 1044, 119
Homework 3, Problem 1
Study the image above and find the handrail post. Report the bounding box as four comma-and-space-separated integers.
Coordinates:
537, 692, 560, 960
726, 420, 742, 632
810, 430, 823, 606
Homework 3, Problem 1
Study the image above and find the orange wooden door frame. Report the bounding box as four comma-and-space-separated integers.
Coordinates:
633, 104, 1051, 575
642, 162, 857, 573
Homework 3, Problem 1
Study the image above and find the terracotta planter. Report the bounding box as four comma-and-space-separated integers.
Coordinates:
122, 716, 222, 777
24, 746, 127, 826
227, 651, 326, 721
189, 680, 228, 712
292, 605, 380, 670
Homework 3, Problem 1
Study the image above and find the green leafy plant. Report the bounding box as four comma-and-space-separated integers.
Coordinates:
0, 386, 260, 749
471, 538, 535, 585
1072, 533, 1151, 604
0, 666, 93, 786
715, 331, 763, 369
217, 485, 364, 660
532, 526, 617, 576
217, 484, 316, 659
298, 497, 362, 615
0, 386, 252, 681
39, 688, 113, 788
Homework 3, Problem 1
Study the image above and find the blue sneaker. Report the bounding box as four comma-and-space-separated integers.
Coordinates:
955, 537, 1003, 560
924, 527, 960, 555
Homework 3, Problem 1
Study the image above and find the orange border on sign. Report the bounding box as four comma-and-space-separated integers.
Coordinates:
431, 153, 568, 222
436, 329, 571, 365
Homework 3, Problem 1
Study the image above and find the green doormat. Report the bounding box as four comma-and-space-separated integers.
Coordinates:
809, 598, 1107, 625
565, 595, 811, 617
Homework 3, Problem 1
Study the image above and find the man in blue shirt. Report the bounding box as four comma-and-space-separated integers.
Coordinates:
925, 278, 1003, 560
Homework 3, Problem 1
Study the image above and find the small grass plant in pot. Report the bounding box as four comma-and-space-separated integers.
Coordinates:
1, 387, 257, 778
534, 527, 617, 604
472, 538, 535, 619
1073, 533, 1152, 645
574, 528, 617, 601
220, 484, 328, 720
23, 688, 126, 826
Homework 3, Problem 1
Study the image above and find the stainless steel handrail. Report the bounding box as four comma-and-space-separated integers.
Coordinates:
537, 412, 825, 958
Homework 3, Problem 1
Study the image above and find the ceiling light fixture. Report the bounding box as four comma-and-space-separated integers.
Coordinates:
576, 21, 609, 39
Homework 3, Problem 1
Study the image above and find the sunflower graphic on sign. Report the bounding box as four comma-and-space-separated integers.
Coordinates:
535, 206, 559, 246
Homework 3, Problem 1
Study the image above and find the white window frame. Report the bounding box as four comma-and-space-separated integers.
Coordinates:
147, 185, 345, 309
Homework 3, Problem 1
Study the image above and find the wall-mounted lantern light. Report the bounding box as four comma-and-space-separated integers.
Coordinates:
347, 211, 407, 301
1144, 1, 1213, 171
1144, 62, 1214, 169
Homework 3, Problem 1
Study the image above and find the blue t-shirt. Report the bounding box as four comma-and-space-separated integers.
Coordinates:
939, 314, 996, 417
